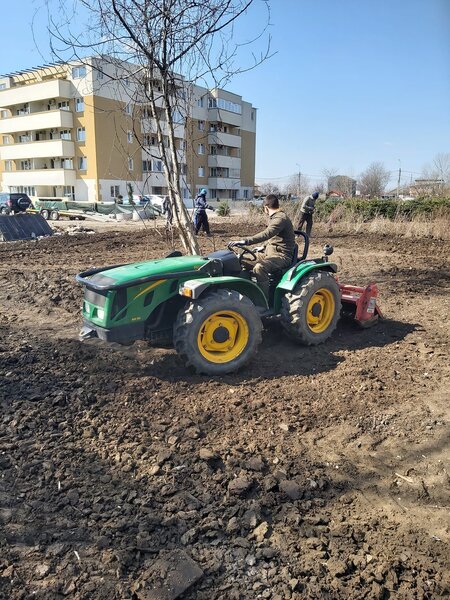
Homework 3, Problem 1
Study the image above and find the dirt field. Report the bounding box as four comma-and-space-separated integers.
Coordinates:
0, 220, 449, 599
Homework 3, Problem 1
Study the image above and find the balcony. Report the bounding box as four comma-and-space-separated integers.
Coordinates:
207, 155, 240, 169
208, 177, 240, 189
207, 132, 241, 148
141, 118, 184, 137
0, 139, 75, 161
208, 108, 242, 127
2, 169, 77, 187
0, 109, 73, 134
0, 78, 73, 109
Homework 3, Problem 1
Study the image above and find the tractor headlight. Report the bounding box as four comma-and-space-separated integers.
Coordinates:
96, 308, 105, 320
179, 280, 208, 300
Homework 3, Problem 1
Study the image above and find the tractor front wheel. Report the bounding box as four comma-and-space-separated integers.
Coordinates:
173, 289, 262, 375
281, 271, 341, 345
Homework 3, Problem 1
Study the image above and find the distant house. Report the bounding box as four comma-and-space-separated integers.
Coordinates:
327, 175, 357, 197
409, 179, 445, 197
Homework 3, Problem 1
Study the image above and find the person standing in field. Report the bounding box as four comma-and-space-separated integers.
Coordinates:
194, 188, 214, 236
298, 191, 319, 237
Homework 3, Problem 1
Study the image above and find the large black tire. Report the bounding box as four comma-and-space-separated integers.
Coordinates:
281, 271, 341, 345
173, 289, 262, 375
50, 210, 60, 221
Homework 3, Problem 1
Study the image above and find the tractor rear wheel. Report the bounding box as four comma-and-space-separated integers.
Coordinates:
173, 289, 262, 375
281, 271, 341, 345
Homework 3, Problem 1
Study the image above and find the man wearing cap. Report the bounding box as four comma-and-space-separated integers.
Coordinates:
298, 191, 319, 237
229, 194, 295, 298
194, 188, 214, 236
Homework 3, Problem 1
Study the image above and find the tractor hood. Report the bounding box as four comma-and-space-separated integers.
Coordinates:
77, 255, 208, 291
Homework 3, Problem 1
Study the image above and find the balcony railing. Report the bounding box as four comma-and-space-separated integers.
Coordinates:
0, 109, 73, 134
207, 131, 241, 148
0, 78, 73, 109
2, 168, 76, 187
0, 139, 75, 161
207, 155, 241, 169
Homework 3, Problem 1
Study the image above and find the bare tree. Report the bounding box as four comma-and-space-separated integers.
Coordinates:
48, 0, 271, 253
312, 182, 325, 195
420, 153, 450, 196
359, 162, 390, 198
258, 182, 280, 195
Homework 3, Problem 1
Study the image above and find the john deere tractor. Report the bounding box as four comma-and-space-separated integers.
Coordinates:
77, 232, 380, 374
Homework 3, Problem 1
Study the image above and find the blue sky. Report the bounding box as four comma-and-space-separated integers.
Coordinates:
1, 0, 449, 189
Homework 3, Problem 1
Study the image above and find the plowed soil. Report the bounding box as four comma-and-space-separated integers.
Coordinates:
0, 221, 449, 600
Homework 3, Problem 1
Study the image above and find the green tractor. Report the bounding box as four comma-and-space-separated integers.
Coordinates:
77, 232, 381, 374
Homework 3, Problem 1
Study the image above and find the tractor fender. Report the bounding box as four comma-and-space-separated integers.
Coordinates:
273, 262, 338, 312
179, 276, 268, 309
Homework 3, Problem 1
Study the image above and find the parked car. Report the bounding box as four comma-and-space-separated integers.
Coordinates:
248, 197, 264, 207
0, 192, 32, 215
141, 195, 166, 212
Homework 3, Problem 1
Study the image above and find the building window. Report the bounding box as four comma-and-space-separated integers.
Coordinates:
0, 83, 6, 90
143, 134, 156, 146
62, 158, 73, 169
198, 166, 205, 177
251, 110, 255, 121
75, 97, 85, 112
58, 101, 70, 111
18, 134, 31, 143
197, 97, 204, 108
128, 158, 134, 171
243, 189, 249, 199
20, 160, 32, 170
127, 131, 133, 144
12, 185, 35, 196
72, 65, 87, 79
76, 127, 86, 142
198, 120, 205, 131
60, 130, 71, 140
0, 110, 8, 119
142, 160, 151, 172
125, 104, 132, 115
123, 78, 130, 87
2, 135, 9, 144
180, 163, 187, 175
4, 160, 13, 171
153, 160, 162, 172
78, 157, 87, 171
110, 185, 120, 199
173, 110, 184, 124
208, 97, 242, 114
63, 186, 75, 199
97, 68, 104, 80
198, 143, 205, 155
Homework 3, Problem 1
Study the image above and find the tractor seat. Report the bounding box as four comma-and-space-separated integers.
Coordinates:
207, 250, 242, 276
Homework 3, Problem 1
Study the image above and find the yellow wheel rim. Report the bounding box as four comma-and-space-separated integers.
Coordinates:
197, 310, 249, 364
306, 289, 335, 334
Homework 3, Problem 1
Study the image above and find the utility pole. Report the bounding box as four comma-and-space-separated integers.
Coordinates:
396, 159, 401, 198
296, 163, 301, 198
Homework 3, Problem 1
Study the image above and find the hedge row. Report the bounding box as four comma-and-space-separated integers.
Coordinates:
313, 198, 450, 221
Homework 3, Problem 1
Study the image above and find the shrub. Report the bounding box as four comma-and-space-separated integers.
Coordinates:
216, 201, 231, 217
315, 197, 450, 222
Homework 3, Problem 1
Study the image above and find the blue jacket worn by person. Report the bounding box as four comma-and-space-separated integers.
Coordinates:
194, 193, 212, 214
194, 190, 214, 235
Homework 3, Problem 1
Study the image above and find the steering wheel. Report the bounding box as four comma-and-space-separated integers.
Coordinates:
227, 242, 257, 263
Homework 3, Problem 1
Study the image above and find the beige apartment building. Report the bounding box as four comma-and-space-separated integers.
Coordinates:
0, 57, 256, 203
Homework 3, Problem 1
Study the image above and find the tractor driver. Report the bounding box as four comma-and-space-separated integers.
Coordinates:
230, 194, 296, 298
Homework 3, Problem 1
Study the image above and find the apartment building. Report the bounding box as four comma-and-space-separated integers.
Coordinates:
0, 57, 256, 202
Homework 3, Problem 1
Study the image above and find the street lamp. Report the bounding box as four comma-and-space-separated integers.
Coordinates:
296, 163, 301, 198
